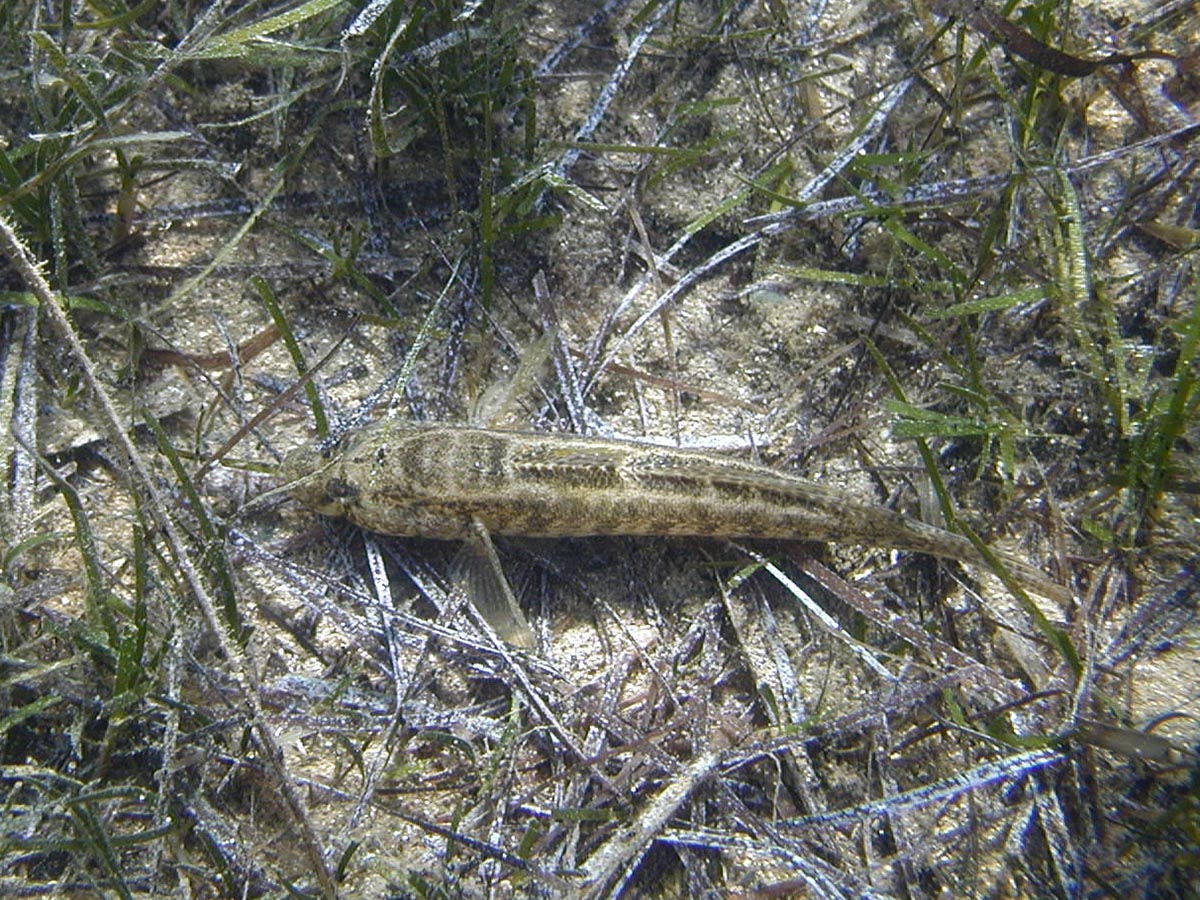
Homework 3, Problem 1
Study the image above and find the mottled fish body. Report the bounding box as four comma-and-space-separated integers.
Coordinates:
282, 422, 1068, 603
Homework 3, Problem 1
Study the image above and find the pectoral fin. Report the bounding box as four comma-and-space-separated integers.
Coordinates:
450, 519, 537, 649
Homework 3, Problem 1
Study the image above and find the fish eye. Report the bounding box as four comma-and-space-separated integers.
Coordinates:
324, 478, 359, 501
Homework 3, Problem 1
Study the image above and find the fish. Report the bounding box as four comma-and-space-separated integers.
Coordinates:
281, 421, 1070, 607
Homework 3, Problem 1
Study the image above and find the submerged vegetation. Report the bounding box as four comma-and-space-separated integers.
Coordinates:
1, 0, 1198, 897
